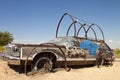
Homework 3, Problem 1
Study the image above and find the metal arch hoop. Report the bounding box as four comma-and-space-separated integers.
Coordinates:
66, 21, 97, 40
85, 24, 97, 40
66, 21, 77, 36
72, 22, 97, 41
56, 13, 76, 38
66, 21, 86, 37
86, 24, 105, 42
76, 23, 86, 37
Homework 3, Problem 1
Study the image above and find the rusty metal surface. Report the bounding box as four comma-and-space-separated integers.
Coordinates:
3, 13, 114, 75
24, 13, 113, 75
24, 43, 67, 75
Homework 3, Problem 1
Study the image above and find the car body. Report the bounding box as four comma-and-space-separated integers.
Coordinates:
3, 13, 114, 74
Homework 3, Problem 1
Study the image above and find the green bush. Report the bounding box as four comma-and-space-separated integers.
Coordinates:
0, 31, 13, 46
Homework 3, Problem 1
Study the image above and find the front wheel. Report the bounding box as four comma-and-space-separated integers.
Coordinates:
33, 57, 53, 73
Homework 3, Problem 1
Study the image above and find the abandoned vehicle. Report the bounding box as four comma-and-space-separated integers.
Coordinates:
2, 13, 115, 75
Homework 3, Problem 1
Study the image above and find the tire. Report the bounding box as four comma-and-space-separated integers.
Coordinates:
33, 57, 53, 73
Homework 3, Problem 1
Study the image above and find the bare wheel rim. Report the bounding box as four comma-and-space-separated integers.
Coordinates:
33, 57, 53, 73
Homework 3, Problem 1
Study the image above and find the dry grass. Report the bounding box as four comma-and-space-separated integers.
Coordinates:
0, 46, 5, 53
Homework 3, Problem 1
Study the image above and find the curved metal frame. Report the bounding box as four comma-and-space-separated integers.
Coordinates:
56, 13, 105, 42
96, 24, 105, 41
66, 21, 77, 36
24, 43, 67, 75
66, 21, 97, 40
32, 49, 59, 59
76, 23, 86, 37
85, 24, 97, 40
77, 24, 97, 40
67, 21, 86, 37
86, 24, 105, 41
56, 13, 76, 38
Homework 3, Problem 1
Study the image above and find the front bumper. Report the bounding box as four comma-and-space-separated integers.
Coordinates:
2, 54, 20, 65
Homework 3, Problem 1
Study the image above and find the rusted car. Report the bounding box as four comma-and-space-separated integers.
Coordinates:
3, 13, 114, 75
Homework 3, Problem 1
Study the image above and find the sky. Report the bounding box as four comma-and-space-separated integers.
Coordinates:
0, 0, 120, 49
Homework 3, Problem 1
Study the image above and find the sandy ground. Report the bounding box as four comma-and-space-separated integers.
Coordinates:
0, 59, 120, 80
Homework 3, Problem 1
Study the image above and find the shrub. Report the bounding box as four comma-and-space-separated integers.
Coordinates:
0, 31, 13, 46
0, 46, 5, 53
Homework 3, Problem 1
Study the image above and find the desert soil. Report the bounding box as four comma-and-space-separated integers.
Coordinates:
0, 59, 120, 80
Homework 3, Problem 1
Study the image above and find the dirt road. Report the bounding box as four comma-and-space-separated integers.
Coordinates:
0, 59, 120, 80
